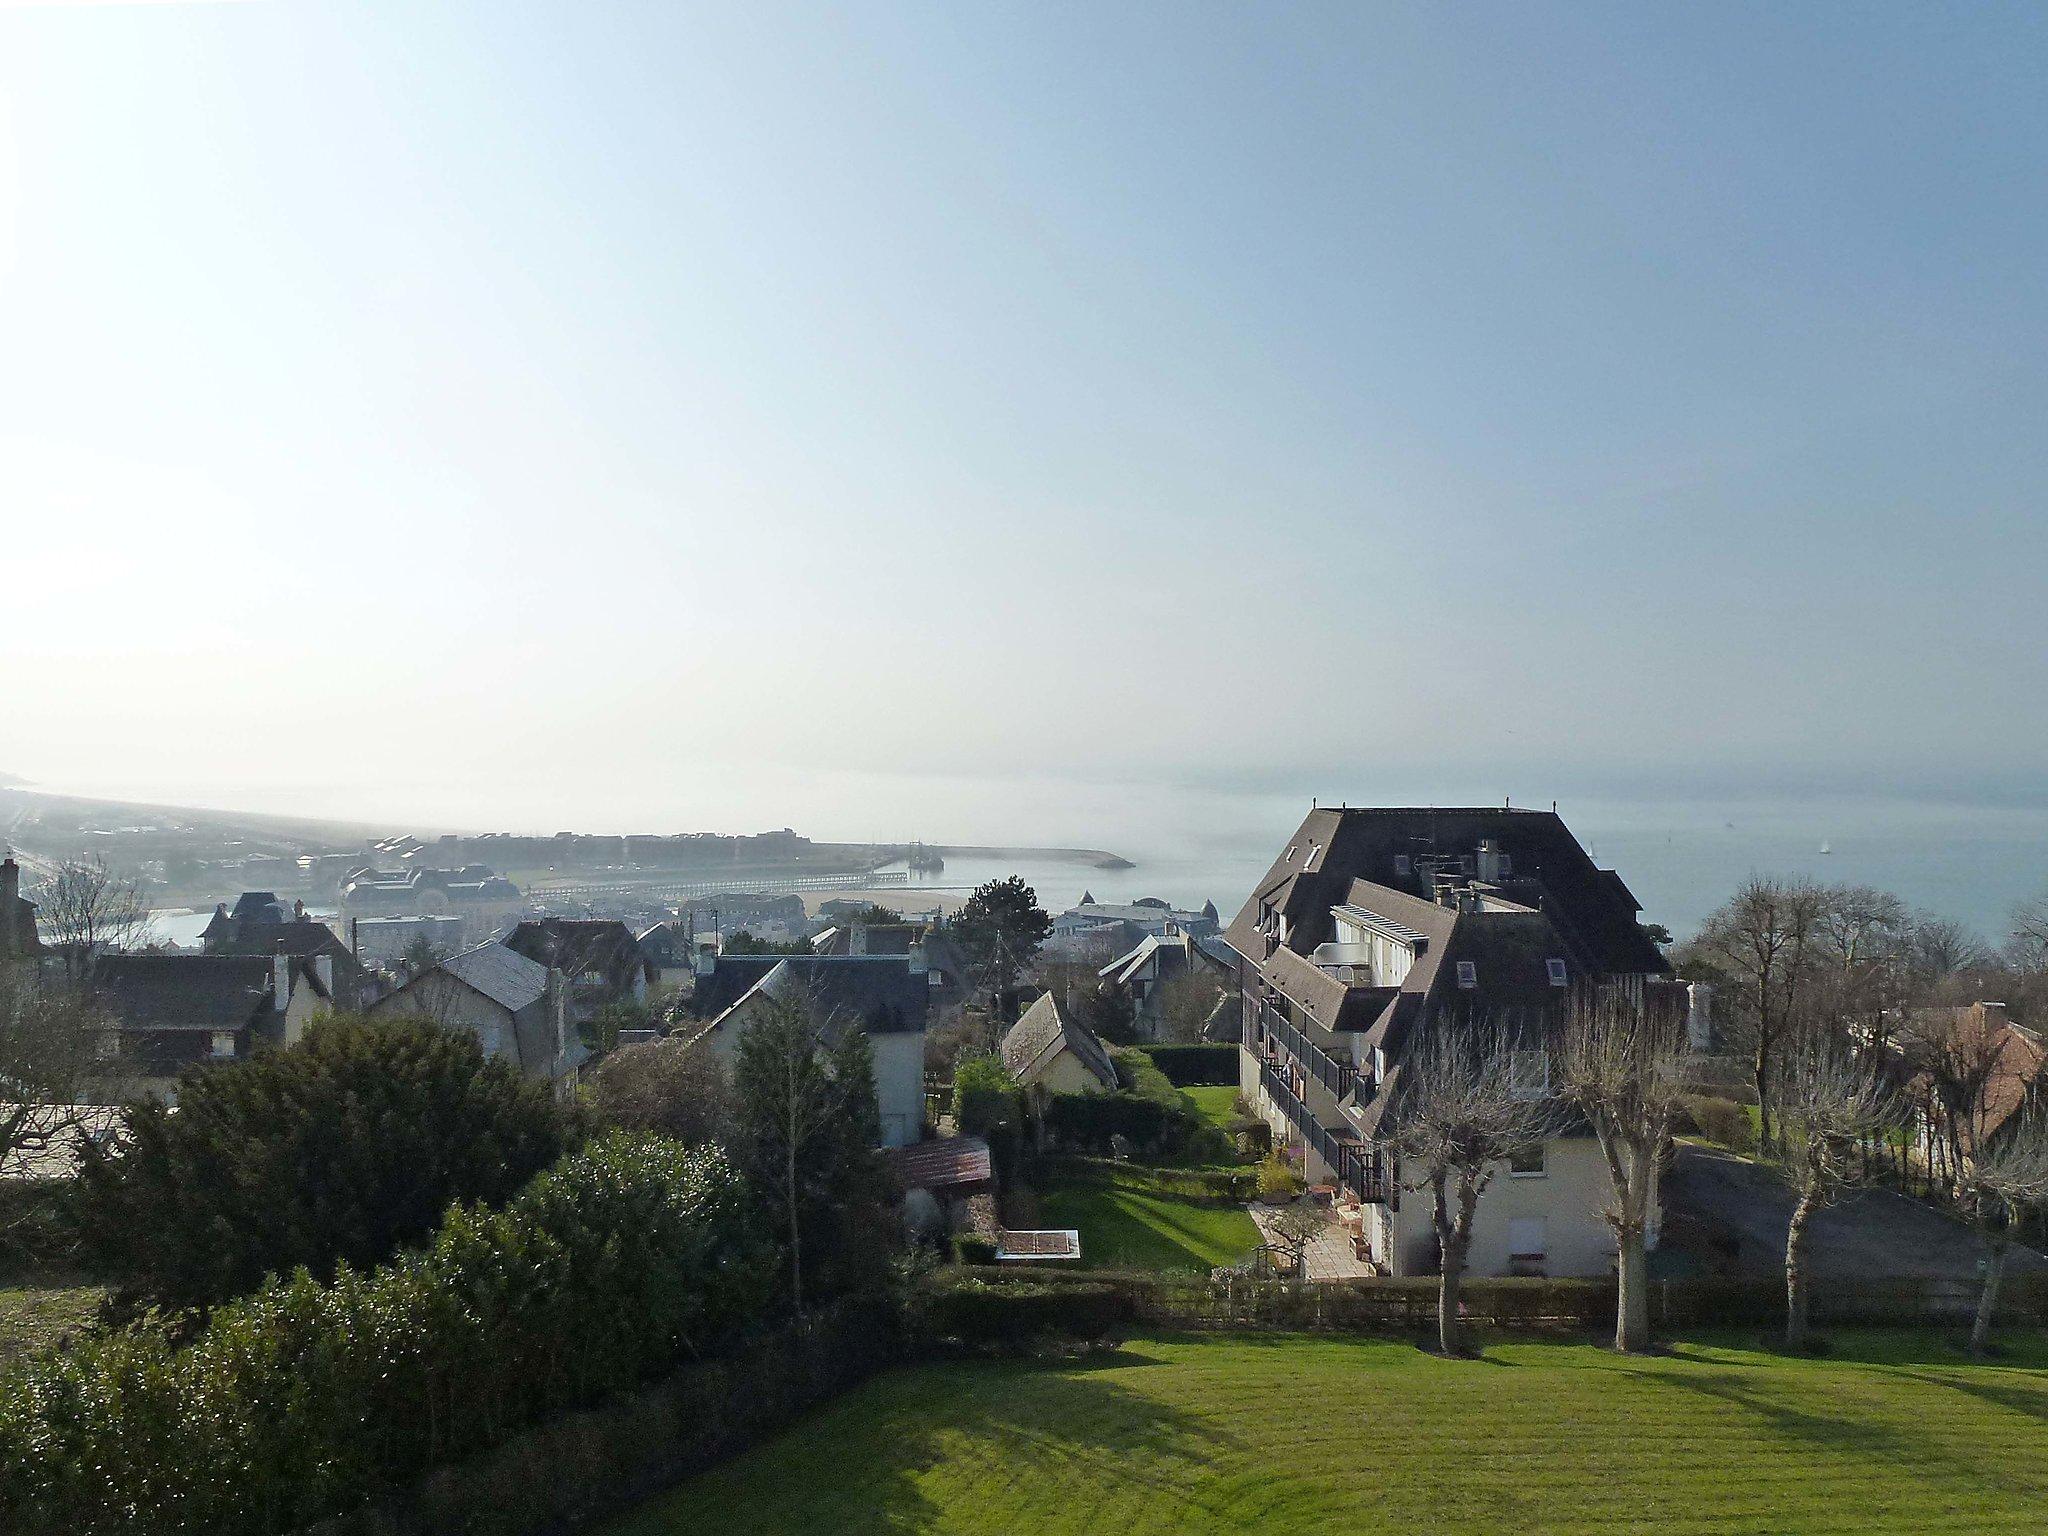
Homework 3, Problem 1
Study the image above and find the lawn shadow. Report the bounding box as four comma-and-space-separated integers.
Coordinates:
612, 1348, 1242, 1535
1891, 1366, 2048, 1426
1619, 1363, 2046, 1504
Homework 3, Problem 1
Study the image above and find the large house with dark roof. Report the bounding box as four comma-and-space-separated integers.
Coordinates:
1226, 806, 1674, 1280
681, 953, 930, 1147
199, 892, 377, 1010
504, 918, 652, 1025
91, 952, 337, 1099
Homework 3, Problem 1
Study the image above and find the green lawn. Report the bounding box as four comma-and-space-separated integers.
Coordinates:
607, 1330, 2048, 1535
1176, 1085, 1242, 1134
1036, 1171, 1261, 1272
0, 1284, 103, 1369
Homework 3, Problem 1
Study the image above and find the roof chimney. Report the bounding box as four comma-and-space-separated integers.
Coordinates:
0, 854, 17, 954
851, 921, 868, 957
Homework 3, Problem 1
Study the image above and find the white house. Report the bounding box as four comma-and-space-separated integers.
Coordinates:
1001, 991, 1120, 1096
682, 954, 929, 1148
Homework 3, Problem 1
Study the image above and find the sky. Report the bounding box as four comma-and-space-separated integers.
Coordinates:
2, 1, 2044, 848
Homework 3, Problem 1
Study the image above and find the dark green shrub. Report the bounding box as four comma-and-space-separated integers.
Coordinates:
74, 1013, 567, 1312
952, 1053, 1023, 1139
954, 1235, 998, 1265
924, 1277, 1132, 1346
1682, 1095, 1755, 1153
0, 1135, 764, 1536
1138, 1044, 1238, 1086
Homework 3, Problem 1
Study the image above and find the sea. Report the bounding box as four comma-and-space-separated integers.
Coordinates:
874, 796, 2048, 947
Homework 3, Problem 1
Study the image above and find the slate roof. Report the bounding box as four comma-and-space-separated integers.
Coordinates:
688, 954, 788, 1018
749, 956, 930, 1036
92, 954, 281, 1032
1223, 806, 1667, 978
636, 921, 691, 968
1001, 991, 1120, 1091
506, 919, 644, 982
438, 942, 550, 1013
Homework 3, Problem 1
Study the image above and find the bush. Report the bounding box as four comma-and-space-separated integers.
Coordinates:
1111, 1047, 1181, 1105
1256, 1149, 1304, 1204
74, 1013, 567, 1312
923, 1276, 1133, 1346
1682, 1095, 1755, 1154
0, 1134, 765, 1536
952, 1053, 1023, 1139
585, 1036, 731, 1146
954, 1235, 998, 1266
1138, 1044, 1238, 1086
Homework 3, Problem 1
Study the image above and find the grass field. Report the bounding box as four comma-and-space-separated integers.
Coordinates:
1036, 1169, 1261, 1272
1175, 1085, 1241, 1133
0, 1284, 103, 1369
607, 1330, 2048, 1535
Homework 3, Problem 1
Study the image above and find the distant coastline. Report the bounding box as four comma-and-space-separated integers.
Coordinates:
927, 844, 1134, 870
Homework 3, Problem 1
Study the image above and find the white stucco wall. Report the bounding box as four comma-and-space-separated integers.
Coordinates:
1376, 1135, 1655, 1279
370, 972, 518, 1066
702, 1004, 926, 1149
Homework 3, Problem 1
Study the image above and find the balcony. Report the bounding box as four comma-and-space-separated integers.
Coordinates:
1257, 1059, 1388, 1205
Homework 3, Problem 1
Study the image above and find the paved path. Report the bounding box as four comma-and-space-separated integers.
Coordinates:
1664, 1142, 2045, 1281
1248, 1204, 1378, 1281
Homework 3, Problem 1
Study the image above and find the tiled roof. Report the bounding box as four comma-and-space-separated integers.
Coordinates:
889, 1135, 993, 1190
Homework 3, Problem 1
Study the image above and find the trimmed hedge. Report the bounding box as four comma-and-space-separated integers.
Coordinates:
1138, 1044, 1238, 1086
0, 1135, 765, 1536
923, 1276, 1134, 1346
306, 1297, 898, 1536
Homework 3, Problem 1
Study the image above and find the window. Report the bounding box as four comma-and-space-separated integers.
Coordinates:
1507, 1217, 1547, 1267
1546, 957, 1569, 988
1305, 841, 1322, 871
1455, 960, 1477, 989
1510, 1048, 1550, 1100
1393, 854, 1412, 876
1509, 1144, 1546, 1177
210, 1031, 237, 1059
1373, 1046, 1387, 1078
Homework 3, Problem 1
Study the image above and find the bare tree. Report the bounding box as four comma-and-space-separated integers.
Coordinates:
583, 1034, 732, 1146
1689, 877, 1827, 1150
1954, 1114, 2048, 1356
1387, 1017, 1566, 1357
1905, 1010, 2008, 1199
0, 957, 112, 1183
1906, 915, 1989, 988
34, 856, 155, 984
1263, 1198, 1326, 1280
1769, 1024, 1899, 1351
2012, 888, 2048, 970
1559, 982, 1691, 1354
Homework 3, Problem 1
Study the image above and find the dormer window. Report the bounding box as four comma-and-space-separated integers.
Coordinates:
1305, 842, 1323, 872
1393, 854, 1412, 876
1547, 958, 1568, 988
1455, 961, 1477, 989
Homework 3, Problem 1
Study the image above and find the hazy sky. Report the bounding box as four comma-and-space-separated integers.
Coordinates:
3, 2, 2044, 842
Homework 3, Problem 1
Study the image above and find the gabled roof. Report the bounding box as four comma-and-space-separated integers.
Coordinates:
749, 957, 930, 1036
1001, 991, 1120, 1091
93, 954, 281, 1032
438, 942, 550, 1014
636, 921, 691, 968
504, 919, 644, 980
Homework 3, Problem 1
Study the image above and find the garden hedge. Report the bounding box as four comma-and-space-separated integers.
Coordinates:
0, 1135, 765, 1536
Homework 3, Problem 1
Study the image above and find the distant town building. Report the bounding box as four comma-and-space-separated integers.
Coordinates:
1096, 927, 1232, 1039
339, 865, 522, 918
344, 913, 469, 970
1047, 897, 1220, 958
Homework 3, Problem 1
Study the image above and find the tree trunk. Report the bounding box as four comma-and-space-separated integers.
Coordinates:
1784, 1191, 1818, 1351
1753, 1009, 1775, 1152
787, 1138, 804, 1314
1438, 1252, 1464, 1357
1615, 1234, 1650, 1353
1970, 1235, 2008, 1357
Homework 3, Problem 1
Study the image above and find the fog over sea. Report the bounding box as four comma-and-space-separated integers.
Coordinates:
884, 794, 2048, 945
